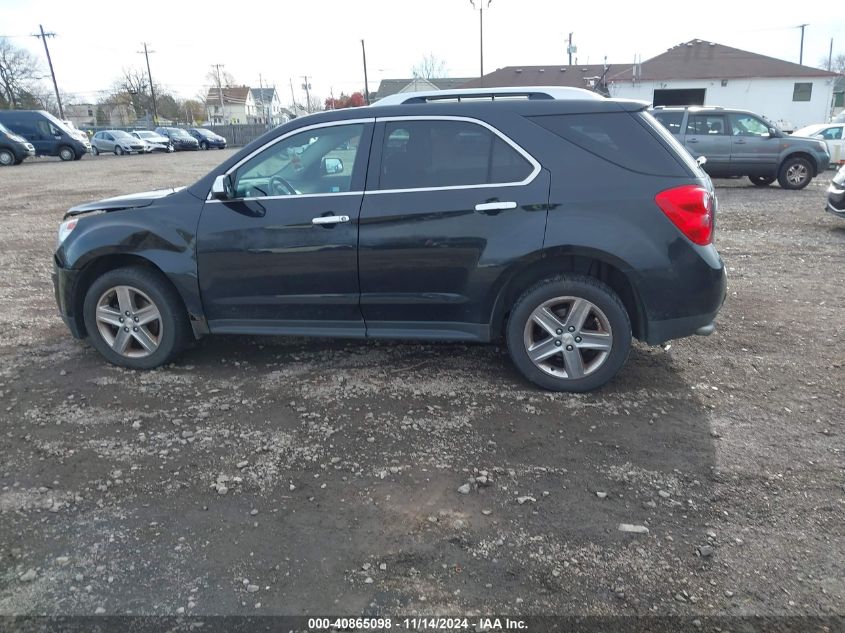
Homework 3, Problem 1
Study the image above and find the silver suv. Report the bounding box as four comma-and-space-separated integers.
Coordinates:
652, 106, 830, 189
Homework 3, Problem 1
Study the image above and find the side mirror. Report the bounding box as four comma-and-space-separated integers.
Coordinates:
696, 155, 707, 167
211, 174, 235, 201
769, 127, 780, 138
321, 157, 343, 174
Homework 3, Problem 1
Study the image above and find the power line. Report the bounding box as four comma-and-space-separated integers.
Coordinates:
32, 25, 63, 119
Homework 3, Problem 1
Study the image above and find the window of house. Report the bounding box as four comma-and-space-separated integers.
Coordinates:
379, 119, 533, 190
793, 82, 813, 102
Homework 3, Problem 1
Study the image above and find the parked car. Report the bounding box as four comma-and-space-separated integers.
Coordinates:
131, 130, 173, 153
187, 128, 227, 150
154, 127, 199, 151
0, 110, 90, 161
651, 106, 830, 189
826, 163, 845, 218
91, 130, 150, 155
0, 121, 36, 166
61, 119, 92, 145
52, 86, 727, 392
791, 123, 844, 165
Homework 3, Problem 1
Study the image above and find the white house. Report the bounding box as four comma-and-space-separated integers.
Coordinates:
205, 86, 258, 124
249, 87, 288, 125
608, 40, 839, 131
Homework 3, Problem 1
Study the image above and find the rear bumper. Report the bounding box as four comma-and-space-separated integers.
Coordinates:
641, 246, 728, 345
52, 261, 84, 339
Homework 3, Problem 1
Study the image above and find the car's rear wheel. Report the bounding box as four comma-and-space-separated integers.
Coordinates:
114, 146, 124, 156
749, 175, 776, 187
82, 267, 191, 369
778, 156, 813, 190
506, 275, 631, 392
0, 149, 14, 166
58, 146, 75, 161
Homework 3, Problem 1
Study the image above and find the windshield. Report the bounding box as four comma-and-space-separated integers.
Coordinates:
41, 111, 73, 135
194, 128, 213, 137
170, 129, 192, 138
792, 125, 822, 137
112, 130, 132, 138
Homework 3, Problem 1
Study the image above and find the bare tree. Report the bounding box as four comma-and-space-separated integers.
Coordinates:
819, 53, 845, 73
412, 53, 448, 79
0, 37, 44, 109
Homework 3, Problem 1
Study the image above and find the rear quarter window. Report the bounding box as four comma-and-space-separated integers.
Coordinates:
528, 111, 689, 177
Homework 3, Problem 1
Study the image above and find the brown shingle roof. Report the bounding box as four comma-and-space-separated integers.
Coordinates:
459, 65, 632, 89
609, 39, 838, 82
205, 85, 251, 104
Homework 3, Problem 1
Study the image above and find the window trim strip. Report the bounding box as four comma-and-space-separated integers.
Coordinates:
206, 114, 542, 203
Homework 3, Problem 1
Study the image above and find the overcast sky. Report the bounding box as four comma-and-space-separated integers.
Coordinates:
3, 0, 844, 105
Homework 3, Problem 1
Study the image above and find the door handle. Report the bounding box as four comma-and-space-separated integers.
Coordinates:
687, 138, 698, 143
312, 215, 350, 225
734, 139, 746, 144
475, 201, 517, 212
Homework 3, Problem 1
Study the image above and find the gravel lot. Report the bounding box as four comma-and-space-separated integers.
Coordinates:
0, 152, 843, 618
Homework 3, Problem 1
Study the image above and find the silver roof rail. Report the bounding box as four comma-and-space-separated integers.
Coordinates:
373, 85, 604, 106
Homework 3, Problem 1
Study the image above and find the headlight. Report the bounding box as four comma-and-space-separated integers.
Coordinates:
57, 218, 78, 247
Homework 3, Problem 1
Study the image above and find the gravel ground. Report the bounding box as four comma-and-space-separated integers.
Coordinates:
0, 152, 842, 618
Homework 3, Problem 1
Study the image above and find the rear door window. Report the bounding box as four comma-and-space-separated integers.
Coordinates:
529, 112, 688, 176
653, 111, 684, 135
378, 119, 534, 190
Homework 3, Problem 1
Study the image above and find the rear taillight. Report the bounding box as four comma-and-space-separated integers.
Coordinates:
654, 185, 714, 246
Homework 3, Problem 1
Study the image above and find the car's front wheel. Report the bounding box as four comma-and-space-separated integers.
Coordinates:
91, 145, 99, 156
0, 149, 14, 166
506, 275, 631, 392
200, 141, 208, 150
82, 267, 191, 369
114, 146, 124, 156
749, 175, 776, 187
778, 156, 813, 190
58, 146, 75, 161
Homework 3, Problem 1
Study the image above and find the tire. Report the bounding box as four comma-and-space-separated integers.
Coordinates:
82, 267, 191, 369
749, 175, 776, 187
114, 146, 124, 156
777, 156, 813, 190
91, 146, 99, 156
506, 275, 632, 392
0, 149, 14, 166
58, 146, 75, 161
200, 141, 208, 150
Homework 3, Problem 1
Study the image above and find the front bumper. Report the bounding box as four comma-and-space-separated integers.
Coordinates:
827, 183, 845, 218
52, 261, 84, 338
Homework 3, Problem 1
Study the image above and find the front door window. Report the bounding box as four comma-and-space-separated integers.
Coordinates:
233, 123, 364, 198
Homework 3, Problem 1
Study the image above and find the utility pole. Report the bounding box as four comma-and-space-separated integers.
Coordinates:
567, 32, 576, 66
828, 38, 834, 71
138, 43, 157, 123
798, 23, 808, 65
258, 73, 265, 124
33, 25, 63, 119
469, 1, 491, 81
289, 77, 297, 114
361, 39, 370, 105
301, 75, 312, 113
212, 64, 226, 124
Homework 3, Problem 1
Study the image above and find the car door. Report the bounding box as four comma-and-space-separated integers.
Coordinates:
682, 113, 731, 175
729, 113, 779, 174
357, 115, 550, 340
102, 133, 115, 152
196, 119, 373, 335
818, 125, 844, 164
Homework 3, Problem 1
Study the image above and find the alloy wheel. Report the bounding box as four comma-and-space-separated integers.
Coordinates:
523, 296, 613, 379
0, 150, 13, 166
95, 285, 163, 358
786, 163, 809, 186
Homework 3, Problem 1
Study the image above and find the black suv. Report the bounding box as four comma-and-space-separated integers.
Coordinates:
53, 87, 726, 392
154, 127, 200, 151
652, 106, 830, 189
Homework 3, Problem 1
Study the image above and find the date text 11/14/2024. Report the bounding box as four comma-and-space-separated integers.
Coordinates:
307, 617, 528, 630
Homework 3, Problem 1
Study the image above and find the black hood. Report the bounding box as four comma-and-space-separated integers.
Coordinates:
64, 188, 185, 218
